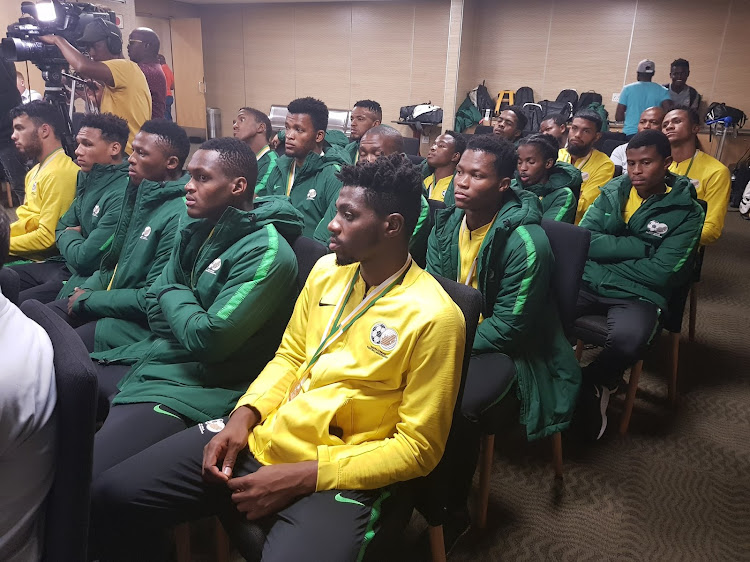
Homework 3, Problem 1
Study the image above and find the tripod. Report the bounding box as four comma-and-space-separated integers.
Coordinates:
41, 64, 95, 158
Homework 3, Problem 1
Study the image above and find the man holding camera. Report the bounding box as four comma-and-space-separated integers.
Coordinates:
40, 19, 151, 154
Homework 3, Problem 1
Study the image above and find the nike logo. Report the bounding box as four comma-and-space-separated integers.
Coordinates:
153, 404, 180, 420
334, 493, 365, 507
319, 300, 335, 306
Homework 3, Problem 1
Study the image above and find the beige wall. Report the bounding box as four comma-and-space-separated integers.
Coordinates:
200, 0, 451, 138
460, 0, 750, 115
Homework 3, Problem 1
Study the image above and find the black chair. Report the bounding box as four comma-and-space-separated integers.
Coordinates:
573, 200, 705, 430
402, 136, 420, 156
412, 276, 482, 561
474, 125, 493, 135
475, 220, 591, 529
407, 153, 425, 166
20, 299, 98, 562
291, 235, 329, 291
0, 266, 20, 305
600, 138, 624, 157
594, 131, 627, 153
427, 199, 447, 224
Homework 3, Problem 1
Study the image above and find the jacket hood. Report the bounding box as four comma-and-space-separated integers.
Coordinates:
276, 146, 350, 182
85, 161, 130, 179
516, 161, 582, 197
250, 195, 305, 242
324, 130, 350, 149
136, 172, 190, 206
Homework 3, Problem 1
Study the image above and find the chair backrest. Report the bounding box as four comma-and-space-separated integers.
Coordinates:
403, 136, 420, 156
474, 125, 493, 135
0, 267, 20, 305
600, 138, 624, 157
291, 236, 329, 292
20, 299, 98, 562
427, 198, 446, 225
327, 108, 352, 135
540, 220, 591, 335
406, 153, 425, 167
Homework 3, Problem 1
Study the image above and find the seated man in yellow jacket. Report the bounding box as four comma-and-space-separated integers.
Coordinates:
663, 106, 731, 245
90, 153, 466, 561
558, 110, 615, 223
7, 101, 79, 261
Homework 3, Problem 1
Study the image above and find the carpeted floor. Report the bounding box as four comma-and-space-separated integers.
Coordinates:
445, 211, 750, 561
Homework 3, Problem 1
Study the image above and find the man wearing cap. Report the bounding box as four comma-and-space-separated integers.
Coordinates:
615, 60, 672, 138
40, 19, 152, 154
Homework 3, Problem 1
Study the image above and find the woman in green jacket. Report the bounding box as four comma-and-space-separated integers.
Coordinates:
515, 133, 581, 223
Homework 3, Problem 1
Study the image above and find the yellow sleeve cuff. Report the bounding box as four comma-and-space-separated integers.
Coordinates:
315, 445, 338, 491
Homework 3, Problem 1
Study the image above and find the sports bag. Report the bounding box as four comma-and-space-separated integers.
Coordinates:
705, 102, 746, 128
555, 89, 579, 114
399, 103, 443, 124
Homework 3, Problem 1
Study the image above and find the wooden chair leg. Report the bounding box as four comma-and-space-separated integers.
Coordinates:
476, 434, 494, 531
428, 524, 447, 562
214, 516, 231, 562
688, 284, 698, 341
619, 360, 644, 435
575, 339, 584, 362
669, 332, 680, 407
173, 523, 191, 562
3, 182, 11, 208
551, 432, 563, 479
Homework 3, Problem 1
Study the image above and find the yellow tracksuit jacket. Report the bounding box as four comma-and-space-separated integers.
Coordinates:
234, 253, 466, 491
558, 148, 615, 224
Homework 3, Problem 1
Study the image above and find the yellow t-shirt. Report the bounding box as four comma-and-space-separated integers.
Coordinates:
234, 253, 465, 491
423, 174, 453, 202
558, 148, 615, 224
458, 214, 494, 290
101, 59, 152, 154
10, 149, 79, 259
623, 186, 671, 223
669, 150, 730, 245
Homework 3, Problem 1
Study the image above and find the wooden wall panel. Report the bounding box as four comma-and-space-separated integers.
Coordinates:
713, 0, 750, 109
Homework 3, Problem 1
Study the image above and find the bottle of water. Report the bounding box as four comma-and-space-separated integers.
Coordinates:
483, 109, 491, 125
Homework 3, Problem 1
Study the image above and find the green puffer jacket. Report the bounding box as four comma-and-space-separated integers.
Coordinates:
74, 175, 189, 350
426, 188, 581, 440
254, 148, 278, 194
55, 162, 129, 299
93, 197, 303, 422
258, 146, 349, 237
311, 194, 432, 267
343, 140, 359, 164
579, 173, 705, 311
512, 162, 581, 223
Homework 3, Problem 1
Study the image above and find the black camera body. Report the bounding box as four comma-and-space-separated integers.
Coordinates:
2, 1, 116, 71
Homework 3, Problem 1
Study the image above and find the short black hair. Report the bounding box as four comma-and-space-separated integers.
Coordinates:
572, 109, 603, 132
362, 125, 404, 153
353, 99, 383, 121
670, 105, 701, 127
336, 153, 422, 236
518, 133, 559, 163
0, 210, 10, 268
139, 119, 190, 168
671, 58, 690, 70
288, 97, 328, 133
465, 134, 517, 180
627, 129, 672, 160
199, 137, 258, 189
443, 130, 467, 155
239, 107, 273, 142
504, 105, 528, 131
9, 100, 64, 139
541, 113, 568, 127
79, 113, 129, 154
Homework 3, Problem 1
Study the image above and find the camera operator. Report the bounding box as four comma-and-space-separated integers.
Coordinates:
0, 58, 26, 206
39, 19, 151, 154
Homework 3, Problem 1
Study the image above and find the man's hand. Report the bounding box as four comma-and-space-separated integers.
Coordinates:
269, 133, 281, 150
202, 406, 259, 485
66, 225, 82, 233
227, 461, 318, 520
38, 34, 60, 46
67, 287, 87, 316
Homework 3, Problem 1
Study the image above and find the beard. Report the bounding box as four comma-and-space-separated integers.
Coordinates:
566, 141, 591, 158
17, 135, 43, 161
335, 254, 356, 266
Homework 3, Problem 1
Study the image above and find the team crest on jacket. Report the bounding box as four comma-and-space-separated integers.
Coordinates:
140, 226, 152, 240
647, 220, 668, 238
206, 258, 222, 274
307, 189, 317, 200
92, 204, 100, 217
370, 323, 398, 351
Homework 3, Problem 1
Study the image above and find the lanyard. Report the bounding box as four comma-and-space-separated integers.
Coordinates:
571, 151, 592, 172
256, 145, 271, 161
286, 161, 296, 196
426, 176, 435, 198
287, 255, 413, 401
683, 150, 698, 177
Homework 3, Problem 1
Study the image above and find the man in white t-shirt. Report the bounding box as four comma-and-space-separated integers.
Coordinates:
16, 71, 42, 104
610, 106, 665, 173
0, 210, 57, 562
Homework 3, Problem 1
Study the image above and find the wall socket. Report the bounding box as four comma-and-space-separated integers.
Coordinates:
612, 93, 620, 103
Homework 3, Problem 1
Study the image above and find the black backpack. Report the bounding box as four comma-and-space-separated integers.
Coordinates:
538, 100, 574, 122
579, 91, 603, 109
705, 102, 747, 129
475, 82, 495, 114
520, 103, 543, 133
555, 89, 579, 114
515, 86, 535, 106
